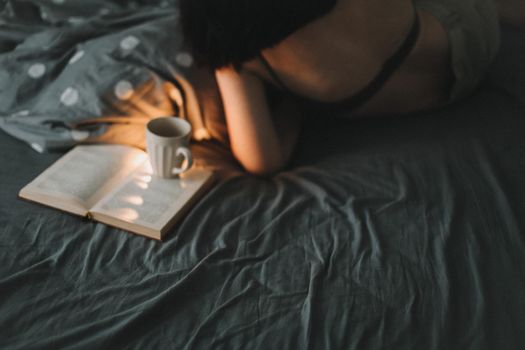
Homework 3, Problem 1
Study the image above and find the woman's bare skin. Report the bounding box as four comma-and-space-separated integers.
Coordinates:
216, 0, 525, 176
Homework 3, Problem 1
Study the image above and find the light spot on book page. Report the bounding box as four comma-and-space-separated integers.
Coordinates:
99, 170, 183, 225
124, 195, 144, 206
113, 208, 139, 221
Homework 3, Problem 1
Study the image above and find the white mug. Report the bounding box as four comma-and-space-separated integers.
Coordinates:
146, 117, 193, 178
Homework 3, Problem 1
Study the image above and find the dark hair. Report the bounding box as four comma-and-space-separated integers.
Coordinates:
179, 0, 337, 70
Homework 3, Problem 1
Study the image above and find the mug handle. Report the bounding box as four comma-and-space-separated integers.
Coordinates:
171, 147, 193, 175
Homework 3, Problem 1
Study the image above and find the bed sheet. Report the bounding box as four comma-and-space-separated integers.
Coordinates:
0, 0, 228, 152
1, 20, 525, 350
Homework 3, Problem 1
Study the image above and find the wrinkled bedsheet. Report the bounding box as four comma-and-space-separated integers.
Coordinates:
1, 9, 525, 350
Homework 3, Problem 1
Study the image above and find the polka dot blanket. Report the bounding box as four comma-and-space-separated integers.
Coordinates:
0, 0, 228, 152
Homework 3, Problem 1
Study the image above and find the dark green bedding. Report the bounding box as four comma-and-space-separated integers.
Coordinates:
1, 2, 525, 349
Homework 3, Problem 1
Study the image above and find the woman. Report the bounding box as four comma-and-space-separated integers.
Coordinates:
180, 0, 522, 176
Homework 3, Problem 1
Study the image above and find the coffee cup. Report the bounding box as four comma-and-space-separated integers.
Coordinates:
146, 117, 193, 178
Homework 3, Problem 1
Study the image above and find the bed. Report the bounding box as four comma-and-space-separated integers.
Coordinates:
1, 1, 525, 349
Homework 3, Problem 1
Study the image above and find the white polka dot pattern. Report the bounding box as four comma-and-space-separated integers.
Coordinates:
12, 110, 30, 117
60, 87, 79, 106
71, 130, 90, 141
31, 143, 44, 153
69, 50, 84, 64
175, 52, 193, 68
120, 36, 140, 51
28, 63, 46, 79
115, 80, 134, 100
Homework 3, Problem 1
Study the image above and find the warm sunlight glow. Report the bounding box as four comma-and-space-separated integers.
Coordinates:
136, 181, 149, 190
138, 174, 152, 183
132, 168, 152, 189
123, 152, 148, 169
143, 161, 153, 175
125, 195, 144, 206
114, 208, 139, 222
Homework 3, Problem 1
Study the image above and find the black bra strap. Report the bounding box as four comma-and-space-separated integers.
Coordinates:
258, 4, 421, 112
258, 53, 291, 95
334, 6, 421, 111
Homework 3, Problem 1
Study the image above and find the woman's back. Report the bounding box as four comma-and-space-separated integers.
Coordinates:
245, 0, 454, 116
180, 0, 503, 175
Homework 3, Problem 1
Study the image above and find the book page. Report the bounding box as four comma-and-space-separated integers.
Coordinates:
90, 164, 214, 232
21, 145, 147, 211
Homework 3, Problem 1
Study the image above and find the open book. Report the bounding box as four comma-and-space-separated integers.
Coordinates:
19, 145, 216, 240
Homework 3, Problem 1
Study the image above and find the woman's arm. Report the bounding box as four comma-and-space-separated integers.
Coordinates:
215, 66, 301, 176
